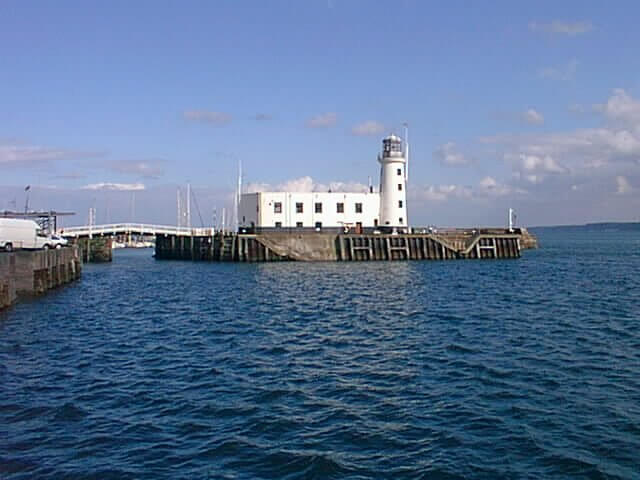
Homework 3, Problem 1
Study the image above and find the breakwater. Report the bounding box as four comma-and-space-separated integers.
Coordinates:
155, 228, 537, 262
0, 246, 82, 310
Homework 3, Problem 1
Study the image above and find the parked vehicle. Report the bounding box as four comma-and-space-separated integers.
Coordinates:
0, 218, 59, 251
48, 234, 68, 248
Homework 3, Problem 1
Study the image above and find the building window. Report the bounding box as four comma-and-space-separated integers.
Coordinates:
296, 222, 303, 228
275, 221, 282, 228
355, 203, 363, 213
296, 202, 304, 213
397, 168, 402, 176
398, 184, 403, 191
336, 202, 344, 213
315, 222, 322, 229
274, 202, 282, 214
374, 219, 378, 227
399, 217, 403, 224
398, 200, 403, 208
315, 202, 322, 214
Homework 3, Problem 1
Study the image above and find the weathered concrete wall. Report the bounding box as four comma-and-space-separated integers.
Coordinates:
256, 233, 338, 261
0, 246, 82, 310
156, 228, 534, 263
70, 237, 113, 263
0, 252, 18, 309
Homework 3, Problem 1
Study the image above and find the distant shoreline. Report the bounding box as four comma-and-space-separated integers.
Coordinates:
531, 221, 640, 229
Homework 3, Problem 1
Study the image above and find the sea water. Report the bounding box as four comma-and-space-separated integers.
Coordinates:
1, 226, 639, 479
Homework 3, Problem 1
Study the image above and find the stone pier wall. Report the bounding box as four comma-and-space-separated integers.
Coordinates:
156, 228, 536, 262
0, 246, 82, 310
70, 237, 113, 263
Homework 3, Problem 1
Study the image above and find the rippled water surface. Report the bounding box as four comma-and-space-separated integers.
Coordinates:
2, 226, 640, 479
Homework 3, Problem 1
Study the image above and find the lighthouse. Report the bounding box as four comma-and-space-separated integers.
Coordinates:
378, 134, 408, 231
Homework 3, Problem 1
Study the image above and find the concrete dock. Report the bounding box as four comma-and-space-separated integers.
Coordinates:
155, 228, 537, 262
0, 247, 82, 310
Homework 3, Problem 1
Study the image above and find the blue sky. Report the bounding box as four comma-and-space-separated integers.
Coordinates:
2, 1, 640, 227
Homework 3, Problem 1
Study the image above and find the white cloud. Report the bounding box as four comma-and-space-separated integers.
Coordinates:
0, 142, 100, 166
595, 88, 640, 125
0, 145, 66, 164
529, 20, 593, 36
276, 176, 315, 192
478, 176, 519, 196
412, 184, 473, 202
433, 142, 471, 166
523, 108, 544, 125
245, 176, 368, 194
81, 183, 145, 191
478, 177, 514, 196
599, 129, 640, 155
465, 88, 640, 223
616, 176, 633, 195
506, 153, 568, 184
306, 112, 337, 128
323, 180, 370, 193
517, 153, 567, 173
481, 90, 640, 183
351, 120, 385, 136
538, 59, 579, 81
184, 110, 232, 125
479, 176, 498, 189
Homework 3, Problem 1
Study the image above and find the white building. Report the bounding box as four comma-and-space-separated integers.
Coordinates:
239, 191, 380, 231
239, 135, 408, 232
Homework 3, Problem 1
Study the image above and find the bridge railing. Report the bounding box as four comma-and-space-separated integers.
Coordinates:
60, 223, 215, 237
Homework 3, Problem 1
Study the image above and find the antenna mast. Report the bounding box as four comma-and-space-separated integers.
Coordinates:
222, 207, 226, 233
404, 123, 409, 182
235, 160, 242, 232
177, 188, 182, 227
186, 182, 191, 230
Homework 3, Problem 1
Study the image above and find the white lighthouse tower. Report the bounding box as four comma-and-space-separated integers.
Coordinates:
378, 134, 408, 231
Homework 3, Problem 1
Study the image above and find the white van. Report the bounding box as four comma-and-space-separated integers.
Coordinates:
0, 218, 56, 251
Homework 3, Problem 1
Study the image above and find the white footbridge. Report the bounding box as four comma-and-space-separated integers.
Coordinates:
61, 223, 214, 238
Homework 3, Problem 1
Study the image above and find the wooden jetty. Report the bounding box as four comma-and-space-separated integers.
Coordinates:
155, 228, 537, 262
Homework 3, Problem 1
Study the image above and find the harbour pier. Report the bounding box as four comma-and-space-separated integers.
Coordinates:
155, 228, 537, 262
0, 246, 82, 310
